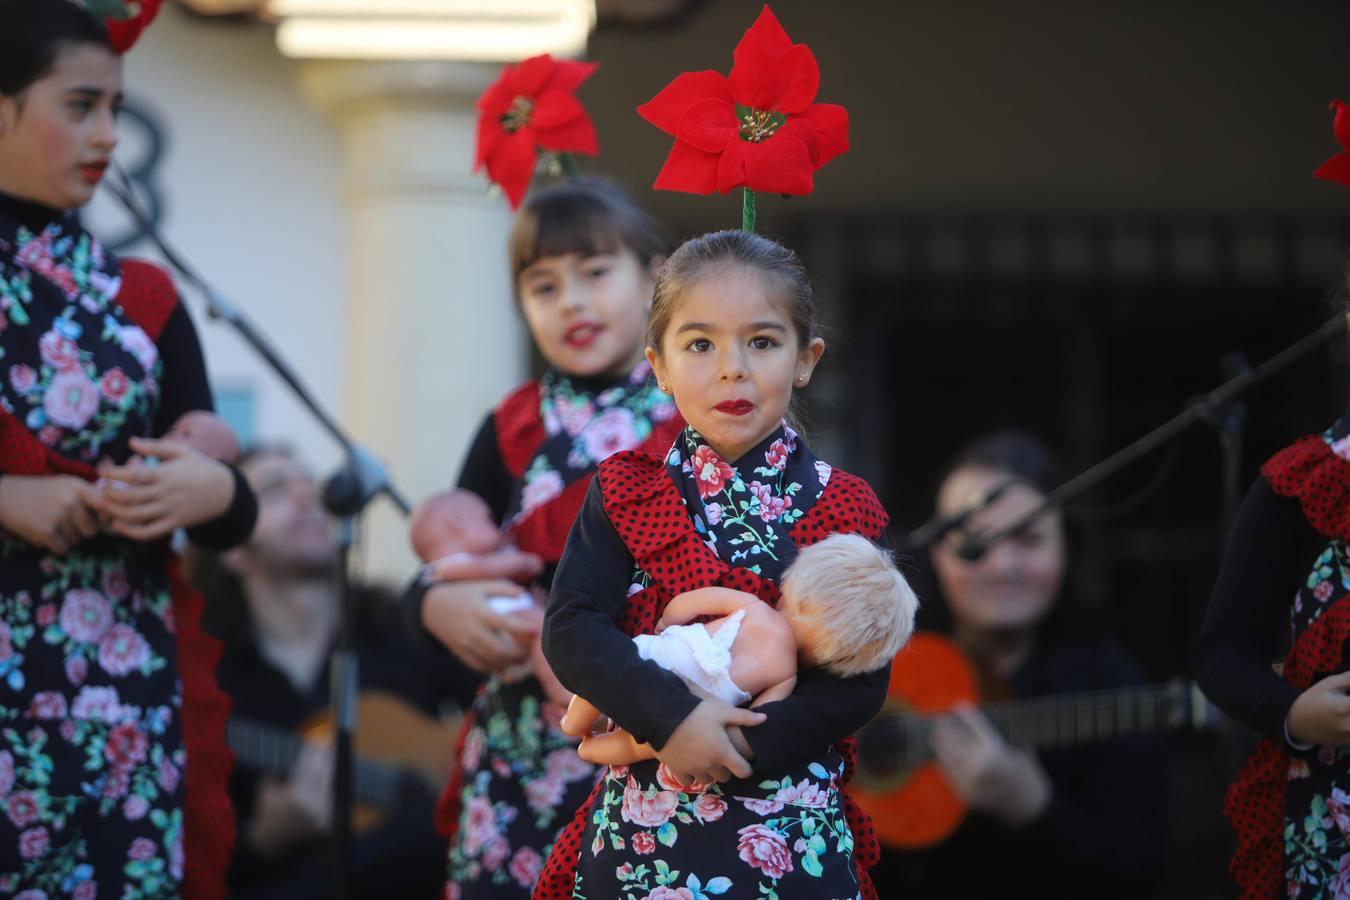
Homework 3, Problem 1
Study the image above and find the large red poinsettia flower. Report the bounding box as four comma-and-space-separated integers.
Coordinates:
637, 5, 848, 197
1315, 100, 1350, 189
474, 54, 600, 209
87, 0, 163, 55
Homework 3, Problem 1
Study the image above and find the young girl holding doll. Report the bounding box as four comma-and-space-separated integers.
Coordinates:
406, 178, 683, 898
538, 230, 890, 900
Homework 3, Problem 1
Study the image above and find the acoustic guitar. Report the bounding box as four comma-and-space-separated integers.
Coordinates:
227, 690, 460, 831
848, 632, 1221, 849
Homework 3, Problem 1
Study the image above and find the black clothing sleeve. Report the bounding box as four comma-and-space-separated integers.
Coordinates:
150, 303, 214, 436
151, 302, 258, 550
741, 665, 889, 775
399, 412, 511, 673
543, 480, 700, 749
1195, 476, 1324, 741
455, 413, 515, 525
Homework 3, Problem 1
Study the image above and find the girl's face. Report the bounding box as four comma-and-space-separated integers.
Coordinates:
931, 465, 1066, 632
518, 246, 659, 379
647, 264, 824, 463
0, 44, 122, 210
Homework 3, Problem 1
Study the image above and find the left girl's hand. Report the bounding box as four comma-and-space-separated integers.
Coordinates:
930, 703, 1051, 826
97, 436, 235, 541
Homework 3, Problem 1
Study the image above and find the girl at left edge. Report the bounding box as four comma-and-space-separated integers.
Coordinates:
0, 2, 258, 897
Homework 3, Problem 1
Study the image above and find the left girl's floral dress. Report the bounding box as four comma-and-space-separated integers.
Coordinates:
0, 193, 255, 899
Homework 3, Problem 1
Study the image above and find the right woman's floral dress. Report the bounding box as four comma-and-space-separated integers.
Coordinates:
1227, 416, 1350, 900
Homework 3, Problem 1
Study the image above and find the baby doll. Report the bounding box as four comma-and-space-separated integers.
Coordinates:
164, 410, 240, 463
409, 488, 561, 697
410, 488, 543, 586
561, 532, 918, 765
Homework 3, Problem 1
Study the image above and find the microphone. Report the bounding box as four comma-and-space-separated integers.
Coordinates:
953, 532, 989, 562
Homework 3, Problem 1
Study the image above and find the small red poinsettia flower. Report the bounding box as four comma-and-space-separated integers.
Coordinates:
88, 0, 162, 55
474, 54, 600, 209
1314, 99, 1350, 189
637, 5, 848, 197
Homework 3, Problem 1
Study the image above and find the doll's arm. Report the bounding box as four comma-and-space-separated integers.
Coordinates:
562, 693, 605, 738
424, 548, 543, 584
750, 675, 797, 709
657, 586, 759, 630
577, 729, 658, 766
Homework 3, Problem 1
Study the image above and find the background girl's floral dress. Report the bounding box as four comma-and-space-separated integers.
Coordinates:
444, 364, 681, 900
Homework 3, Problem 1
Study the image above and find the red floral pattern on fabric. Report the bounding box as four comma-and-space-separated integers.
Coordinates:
1262, 435, 1350, 543
0, 260, 234, 897
533, 449, 887, 900
1226, 600, 1350, 899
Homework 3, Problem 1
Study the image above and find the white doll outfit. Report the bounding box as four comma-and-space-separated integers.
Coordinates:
632, 608, 752, 706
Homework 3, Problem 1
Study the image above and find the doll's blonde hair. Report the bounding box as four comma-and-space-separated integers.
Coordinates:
778, 533, 918, 677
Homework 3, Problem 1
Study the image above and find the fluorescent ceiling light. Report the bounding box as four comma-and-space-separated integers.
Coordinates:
267, 0, 596, 61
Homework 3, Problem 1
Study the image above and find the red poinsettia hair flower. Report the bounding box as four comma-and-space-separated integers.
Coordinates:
88, 0, 163, 55
1314, 100, 1350, 189
637, 5, 849, 198
474, 54, 601, 210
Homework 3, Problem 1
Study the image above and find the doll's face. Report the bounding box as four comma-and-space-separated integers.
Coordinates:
647, 265, 824, 463
931, 465, 1066, 631
518, 247, 658, 379
409, 492, 499, 561
0, 44, 122, 210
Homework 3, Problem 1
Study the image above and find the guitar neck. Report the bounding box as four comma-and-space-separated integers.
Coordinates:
226, 717, 436, 809
977, 681, 1204, 750
864, 680, 1213, 771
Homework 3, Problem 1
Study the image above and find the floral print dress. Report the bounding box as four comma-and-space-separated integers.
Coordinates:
536, 425, 889, 900
1227, 418, 1350, 900
446, 365, 681, 899
0, 197, 244, 898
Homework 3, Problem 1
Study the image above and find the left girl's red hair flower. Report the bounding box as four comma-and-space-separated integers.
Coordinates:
637, 5, 849, 198
87, 0, 163, 55
474, 54, 600, 210
1314, 100, 1350, 189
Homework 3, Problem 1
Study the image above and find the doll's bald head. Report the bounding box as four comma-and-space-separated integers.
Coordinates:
409, 489, 501, 563
778, 533, 918, 677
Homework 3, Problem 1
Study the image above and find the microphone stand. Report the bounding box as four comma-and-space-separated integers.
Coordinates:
898, 478, 1020, 552
955, 315, 1346, 561
104, 167, 410, 900
1195, 352, 1251, 541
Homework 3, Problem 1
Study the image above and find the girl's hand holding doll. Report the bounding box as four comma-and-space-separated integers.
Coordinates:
1287, 671, 1350, 747
422, 578, 540, 674
97, 436, 235, 541
656, 699, 765, 786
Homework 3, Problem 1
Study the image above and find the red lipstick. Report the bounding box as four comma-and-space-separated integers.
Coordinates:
715, 400, 754, 416
564, 322, 603, 348
79, 162, 108, 184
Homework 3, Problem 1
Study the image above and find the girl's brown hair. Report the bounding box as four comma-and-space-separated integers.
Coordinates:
645, 229, 818, 355
508, 177, 669, 294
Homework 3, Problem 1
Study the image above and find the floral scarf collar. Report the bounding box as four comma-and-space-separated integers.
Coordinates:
665, 422, 831, 581
0, 193, 160, 465
505, 360, 677, 525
